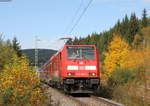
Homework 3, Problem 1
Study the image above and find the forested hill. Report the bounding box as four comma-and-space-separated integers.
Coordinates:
67, 9, 150, 54
22, 49, 57, 66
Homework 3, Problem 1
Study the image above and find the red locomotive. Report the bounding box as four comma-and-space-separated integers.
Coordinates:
39, 45, 100, 93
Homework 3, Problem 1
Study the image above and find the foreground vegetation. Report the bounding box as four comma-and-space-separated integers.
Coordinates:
0, 36, 50, 106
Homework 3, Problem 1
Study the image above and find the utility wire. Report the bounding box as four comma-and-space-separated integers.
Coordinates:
63, 0, 84, 35
69, 0, 94, 35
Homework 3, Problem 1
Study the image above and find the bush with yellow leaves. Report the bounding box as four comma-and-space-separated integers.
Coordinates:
0, 56, 48, 106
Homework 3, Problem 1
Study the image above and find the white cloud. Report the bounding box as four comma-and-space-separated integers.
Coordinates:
34, 37, 65, 50
22, 37, 65, 50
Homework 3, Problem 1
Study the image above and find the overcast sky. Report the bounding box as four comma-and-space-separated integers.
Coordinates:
0, 0, 150, 50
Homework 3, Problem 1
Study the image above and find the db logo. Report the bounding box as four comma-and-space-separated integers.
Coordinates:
79, 66, 85, 70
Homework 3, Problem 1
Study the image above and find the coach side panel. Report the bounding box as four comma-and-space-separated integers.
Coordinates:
50, 53, 62, 82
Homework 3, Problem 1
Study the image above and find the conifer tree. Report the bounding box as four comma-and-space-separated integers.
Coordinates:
73, 37, 79, 45
142, 8, 148, 28
128, 13, 139, 44
12, 37, 22, 57
121, 15, 129, 39
115, 20, 121, 32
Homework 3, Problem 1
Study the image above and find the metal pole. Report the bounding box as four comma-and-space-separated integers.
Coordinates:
35, 36, 39, 71
35, 36, 37, 69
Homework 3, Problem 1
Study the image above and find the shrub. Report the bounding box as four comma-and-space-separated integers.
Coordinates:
112, 82, 150, 106
0, 56, 49, 106
108, 68, 136, 87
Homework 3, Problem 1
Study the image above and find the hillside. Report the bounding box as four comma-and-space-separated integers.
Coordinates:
22, 49, 57, 66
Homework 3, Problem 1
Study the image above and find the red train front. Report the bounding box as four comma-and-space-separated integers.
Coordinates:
40, 45, 100, 93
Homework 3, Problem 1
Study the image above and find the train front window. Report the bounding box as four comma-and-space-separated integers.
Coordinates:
67, 46, 95, 60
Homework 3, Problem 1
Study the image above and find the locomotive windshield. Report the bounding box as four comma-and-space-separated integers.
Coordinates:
67, 46, 95, 60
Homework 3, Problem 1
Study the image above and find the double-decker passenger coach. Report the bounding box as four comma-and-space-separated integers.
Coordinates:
40, 45, 100, 93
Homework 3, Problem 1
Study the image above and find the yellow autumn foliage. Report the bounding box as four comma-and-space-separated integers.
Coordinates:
0, 44, 16, 71
0, 56, 48, 106
122, 50, 144, 69
122, 46, 150, 79
103, 34, 150, 80
103, 34, 129, 79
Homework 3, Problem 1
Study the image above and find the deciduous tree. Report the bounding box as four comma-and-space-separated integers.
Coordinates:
104, 34, 129, 78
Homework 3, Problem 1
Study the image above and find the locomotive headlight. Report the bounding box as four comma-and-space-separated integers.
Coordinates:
85, 66, 96, 70
67, 65, 78, 70
68, 72, 72, 76
92, 73, 96, 76
89, 72, 96, 76
67, 72, 74, 76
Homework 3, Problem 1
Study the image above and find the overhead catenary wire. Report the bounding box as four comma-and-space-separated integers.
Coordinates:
68, 0, 94, 35
63, 0, 84, 35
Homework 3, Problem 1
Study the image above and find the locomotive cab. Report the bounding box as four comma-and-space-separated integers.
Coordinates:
62, 45, 100, 93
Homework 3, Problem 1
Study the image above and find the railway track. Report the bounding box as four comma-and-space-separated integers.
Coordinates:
45, 85, 124, 106
72, 95, 124, 106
